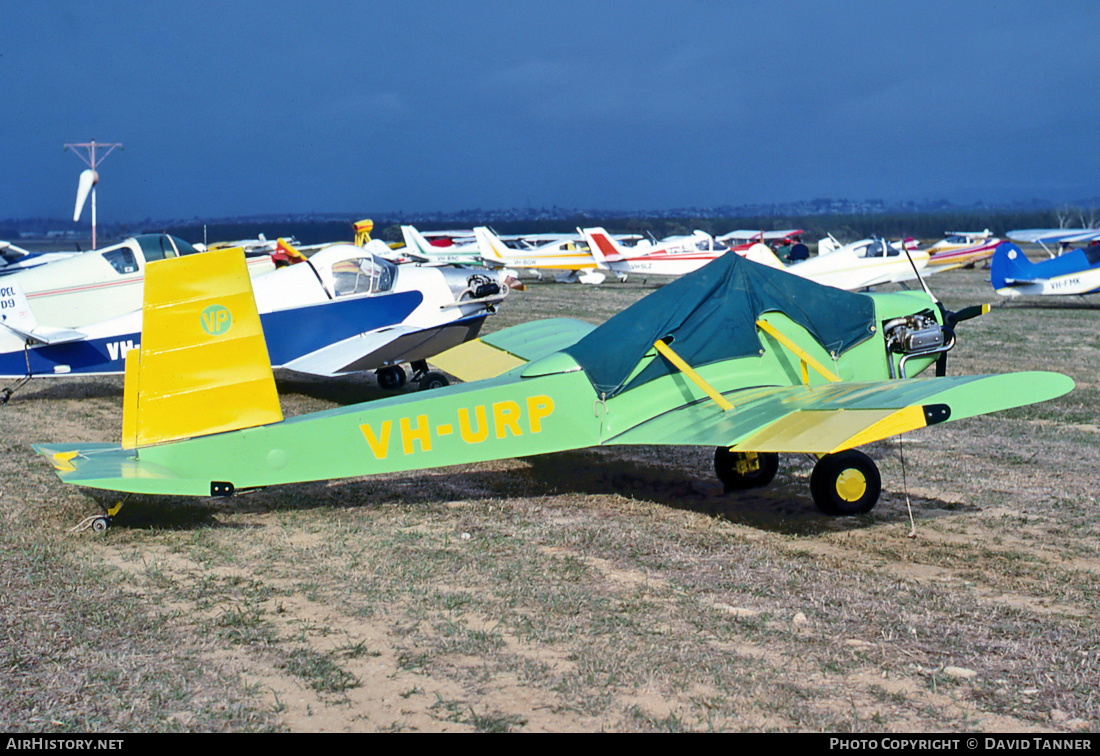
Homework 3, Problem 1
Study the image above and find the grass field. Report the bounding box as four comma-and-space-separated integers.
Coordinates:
1, 250, 1097, 732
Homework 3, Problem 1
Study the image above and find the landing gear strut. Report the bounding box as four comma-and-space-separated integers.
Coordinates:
410, 360, 449, 391
1, 376, 32, 405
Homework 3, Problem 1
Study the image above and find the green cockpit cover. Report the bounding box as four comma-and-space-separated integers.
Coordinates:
562, 253, 877, 396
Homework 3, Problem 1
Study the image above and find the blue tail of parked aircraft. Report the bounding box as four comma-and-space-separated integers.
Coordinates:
990, 243, 1034, 290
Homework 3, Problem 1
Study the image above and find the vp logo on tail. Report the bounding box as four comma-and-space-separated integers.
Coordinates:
200, 305, 232, 336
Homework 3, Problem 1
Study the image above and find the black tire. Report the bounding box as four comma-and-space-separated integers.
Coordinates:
810, 450, 881, 516
419, 371, 449, 391
714, 448, 779, 491
376, 366, 406, 390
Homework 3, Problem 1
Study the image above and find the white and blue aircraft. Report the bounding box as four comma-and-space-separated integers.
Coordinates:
0, 241, 513, 401
991, 241, 1100, 297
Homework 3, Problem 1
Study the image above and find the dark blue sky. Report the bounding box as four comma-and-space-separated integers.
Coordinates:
4, 1, 1098, 222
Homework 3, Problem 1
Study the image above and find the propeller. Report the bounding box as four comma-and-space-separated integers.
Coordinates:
933, 302, 990, 376
73, 169, 98, 221
943, 303, 990, 328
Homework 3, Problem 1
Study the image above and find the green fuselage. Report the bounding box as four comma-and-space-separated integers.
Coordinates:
39, 290, 953, 497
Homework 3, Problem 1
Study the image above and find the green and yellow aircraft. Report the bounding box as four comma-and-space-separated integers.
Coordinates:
35, 246, 1073, 528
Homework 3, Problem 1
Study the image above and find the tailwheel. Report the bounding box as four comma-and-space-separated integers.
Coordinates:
810, 450, 881, 516
71, 500, 125, 534
714, 448, 779, 491
376, 365, 406, 390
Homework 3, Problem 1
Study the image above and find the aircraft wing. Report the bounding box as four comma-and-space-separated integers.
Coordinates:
281, 325, 425, 376
280, 312, 496, 377
0, 322, 87, 346
605, 372, 1073, 454
428, 317, 595, 382
0, 278, 86, 344
1007, 229, 1100, 244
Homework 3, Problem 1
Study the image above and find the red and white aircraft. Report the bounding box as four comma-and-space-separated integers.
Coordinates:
581, 227, 793, 279
925, 229, 1001, 270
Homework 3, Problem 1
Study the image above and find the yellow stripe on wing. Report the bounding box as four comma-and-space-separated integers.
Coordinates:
429, 339, 527, 382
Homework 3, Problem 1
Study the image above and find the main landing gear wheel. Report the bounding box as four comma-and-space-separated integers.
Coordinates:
714, 448, 779, 491
376, 366, 406, 390
418, 371, 449, 391
810, 450, 881, 516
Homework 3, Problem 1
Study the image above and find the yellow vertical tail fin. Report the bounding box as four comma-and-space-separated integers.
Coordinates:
122, 247, 282, 448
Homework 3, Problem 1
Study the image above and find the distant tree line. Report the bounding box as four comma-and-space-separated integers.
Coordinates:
7, 207, 1089, 248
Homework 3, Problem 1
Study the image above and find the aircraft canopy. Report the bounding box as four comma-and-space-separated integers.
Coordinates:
563, 252, 878, 397
134, 234, 199, 261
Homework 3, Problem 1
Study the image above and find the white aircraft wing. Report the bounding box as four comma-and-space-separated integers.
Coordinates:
281, 326, 418, 377
0, 321, 87, 345
281, 317, 487, 377
0, 279, 88, 344
1008, 229, 1100, 244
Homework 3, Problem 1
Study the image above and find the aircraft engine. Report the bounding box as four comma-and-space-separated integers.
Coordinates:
438, 268, 508, 302
883, 312, 944, 354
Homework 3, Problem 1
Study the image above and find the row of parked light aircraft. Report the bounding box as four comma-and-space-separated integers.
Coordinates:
395, 223, 1100, 299
395, 224, 987, 290
2, 223, 1091, 403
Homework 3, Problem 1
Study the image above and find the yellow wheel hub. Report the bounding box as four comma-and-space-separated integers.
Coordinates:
835, 468, 867, 502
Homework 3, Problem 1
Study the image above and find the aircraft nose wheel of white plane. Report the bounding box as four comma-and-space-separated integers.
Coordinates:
376, 366, 406, 390
408, 360, 449, 391
809, 450, 881, 516
714, 449, 779, 490
418, 371, 449, 391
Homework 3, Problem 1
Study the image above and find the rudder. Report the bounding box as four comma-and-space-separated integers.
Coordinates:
123, 247, 283, 448
990, 242, 1033, 289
